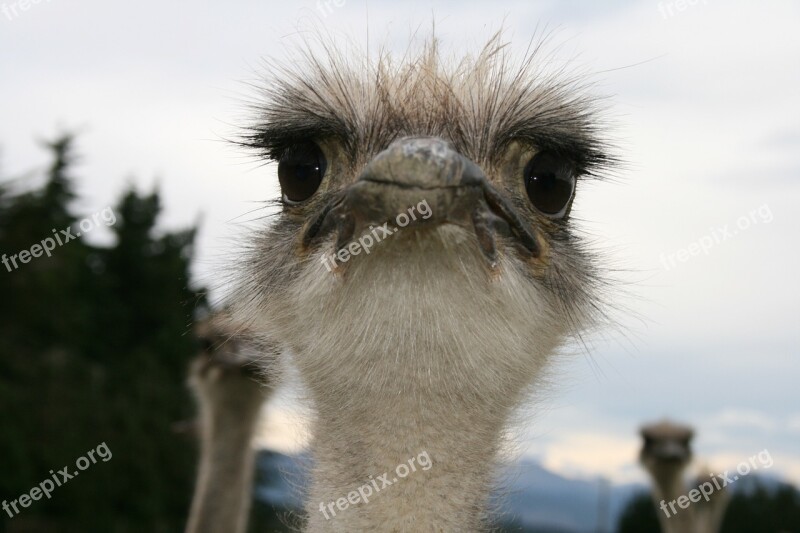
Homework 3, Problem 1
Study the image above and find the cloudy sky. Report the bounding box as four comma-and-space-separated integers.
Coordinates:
2, 0, 798, 487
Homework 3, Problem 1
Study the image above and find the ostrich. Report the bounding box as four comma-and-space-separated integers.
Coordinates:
639, 420, 730, 533
221, 32, 615, 531
640, 420, 697, 533
185, 313, 274, 533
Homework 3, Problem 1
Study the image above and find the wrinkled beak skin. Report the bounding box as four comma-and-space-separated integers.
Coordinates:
303, 137, 540, 269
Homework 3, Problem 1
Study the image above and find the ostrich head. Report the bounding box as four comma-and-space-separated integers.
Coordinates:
234, 32, 612, 390
230, 33, 614, 529
640, 420, 694, 483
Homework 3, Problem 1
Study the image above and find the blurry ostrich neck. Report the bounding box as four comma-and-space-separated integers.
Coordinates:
188, 384, 263, 533
650, 466, 696, 533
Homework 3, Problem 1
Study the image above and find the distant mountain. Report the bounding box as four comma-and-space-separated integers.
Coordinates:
252, 450, 787, 533
253, 449, 308, 511
493, 460, 629, 532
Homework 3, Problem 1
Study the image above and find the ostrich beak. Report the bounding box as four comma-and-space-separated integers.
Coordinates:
303, 137, 540, 266
655, 440, 692, 462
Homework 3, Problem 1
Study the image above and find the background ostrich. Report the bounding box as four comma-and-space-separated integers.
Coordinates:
225, 33, 614, 531
639, 420, 730, 533
640, 420, 696, 533
185, 313, 274, 533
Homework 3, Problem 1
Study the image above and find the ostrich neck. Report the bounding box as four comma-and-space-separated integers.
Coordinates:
186, 387, 263, 533
285, 241, 565, 531
650, 468, 697, 533
302, 347, 518, 532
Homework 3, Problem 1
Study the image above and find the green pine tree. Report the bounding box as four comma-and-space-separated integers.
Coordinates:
0, 135, 206, 532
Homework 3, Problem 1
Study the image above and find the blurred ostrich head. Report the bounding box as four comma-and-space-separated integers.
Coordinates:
640, 419, 695, 488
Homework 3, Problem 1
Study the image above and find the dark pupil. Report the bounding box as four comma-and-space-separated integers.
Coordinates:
524, 152, 574, 215
278, 142, 325, 202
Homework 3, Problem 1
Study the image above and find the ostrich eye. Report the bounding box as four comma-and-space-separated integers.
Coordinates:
523, 151, 576, 217
278, 141, 326, 204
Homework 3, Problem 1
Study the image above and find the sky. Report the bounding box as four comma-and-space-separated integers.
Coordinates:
2, 0, 798, 487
